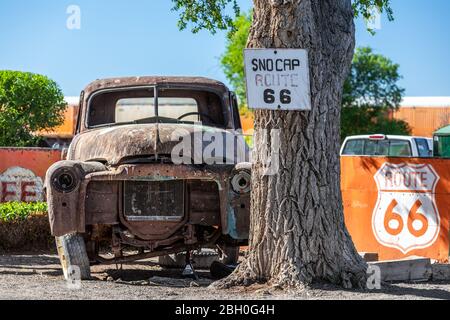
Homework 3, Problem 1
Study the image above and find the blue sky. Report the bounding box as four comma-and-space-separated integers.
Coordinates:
0, 0, 448, 97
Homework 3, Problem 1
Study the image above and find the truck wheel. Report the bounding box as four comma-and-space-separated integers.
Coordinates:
56, 233, 91, 280
219, 246, 240, 266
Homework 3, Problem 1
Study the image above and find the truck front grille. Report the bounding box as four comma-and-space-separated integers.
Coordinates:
123, 180, 185, 221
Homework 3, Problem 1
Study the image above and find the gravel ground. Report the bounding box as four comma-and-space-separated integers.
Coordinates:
1, 253, 450, 300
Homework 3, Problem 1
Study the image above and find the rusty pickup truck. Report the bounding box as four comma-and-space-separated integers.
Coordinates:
45, 77, 251, 279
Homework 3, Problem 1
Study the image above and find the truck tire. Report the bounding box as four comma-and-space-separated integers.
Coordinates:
56, 233, 91, 280
219, 245, 240, 266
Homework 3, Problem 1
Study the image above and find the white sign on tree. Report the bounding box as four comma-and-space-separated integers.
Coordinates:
244, 49, 311, 111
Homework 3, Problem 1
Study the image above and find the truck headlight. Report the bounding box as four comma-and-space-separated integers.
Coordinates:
231, 170, 251, 194
51, 168, 78, 193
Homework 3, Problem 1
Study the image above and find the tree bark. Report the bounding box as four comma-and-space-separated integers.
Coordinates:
215, 0, 367, 289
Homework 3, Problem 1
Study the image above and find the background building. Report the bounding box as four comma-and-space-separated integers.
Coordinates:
393, 97, 450, 137
38, 97, 79, 149
39, 96, 450, 146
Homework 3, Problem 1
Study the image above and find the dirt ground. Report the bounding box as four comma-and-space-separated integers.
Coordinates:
1, 253, 450, 300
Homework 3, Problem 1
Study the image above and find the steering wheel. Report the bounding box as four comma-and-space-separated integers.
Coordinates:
177, 112, 216, 124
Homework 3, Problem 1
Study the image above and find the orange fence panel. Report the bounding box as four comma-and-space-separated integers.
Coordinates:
342, 156, 450, 262
0, 148, 61, 203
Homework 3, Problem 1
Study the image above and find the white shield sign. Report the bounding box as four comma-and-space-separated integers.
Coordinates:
372, 163, 440, 253
0, 167, 44, 203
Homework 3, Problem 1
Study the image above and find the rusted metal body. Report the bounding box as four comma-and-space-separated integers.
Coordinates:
45, 77, 250, 264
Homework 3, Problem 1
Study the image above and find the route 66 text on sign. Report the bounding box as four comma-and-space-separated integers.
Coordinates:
372, 163, 440, 254
244, 49, 311, 111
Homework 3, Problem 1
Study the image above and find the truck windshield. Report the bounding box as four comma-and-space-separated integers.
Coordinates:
87, 87, 225, 128
342, 139, 412, 157
115, 97, 199, 123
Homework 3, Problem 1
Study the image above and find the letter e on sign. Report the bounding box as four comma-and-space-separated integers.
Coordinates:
244, 49, 311, 110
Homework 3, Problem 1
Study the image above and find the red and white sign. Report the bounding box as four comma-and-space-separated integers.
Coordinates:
372, 163, 440, 253
0, 167, 44, 203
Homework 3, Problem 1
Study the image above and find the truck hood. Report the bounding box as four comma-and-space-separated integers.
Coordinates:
68, 124, 249, 166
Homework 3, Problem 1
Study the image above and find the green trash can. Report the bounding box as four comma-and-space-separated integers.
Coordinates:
433, 125, 450, 158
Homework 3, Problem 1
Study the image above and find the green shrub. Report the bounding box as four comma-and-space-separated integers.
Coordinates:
0, 202, 48, 222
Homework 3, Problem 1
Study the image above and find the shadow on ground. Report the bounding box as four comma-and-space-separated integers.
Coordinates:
310, 281, 450, 300
100, 267, 211, 281
0, 254, 59, 266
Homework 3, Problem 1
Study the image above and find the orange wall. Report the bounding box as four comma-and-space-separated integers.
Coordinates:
342, 156, 450, 262
0, 148, 62, 202
393, 107, 450, 137
0, 148, 61, 178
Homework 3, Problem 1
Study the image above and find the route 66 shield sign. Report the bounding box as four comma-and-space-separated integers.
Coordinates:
372, 163, 440, 254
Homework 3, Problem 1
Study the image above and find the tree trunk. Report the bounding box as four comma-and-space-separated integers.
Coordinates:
216, 0, 367, 289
